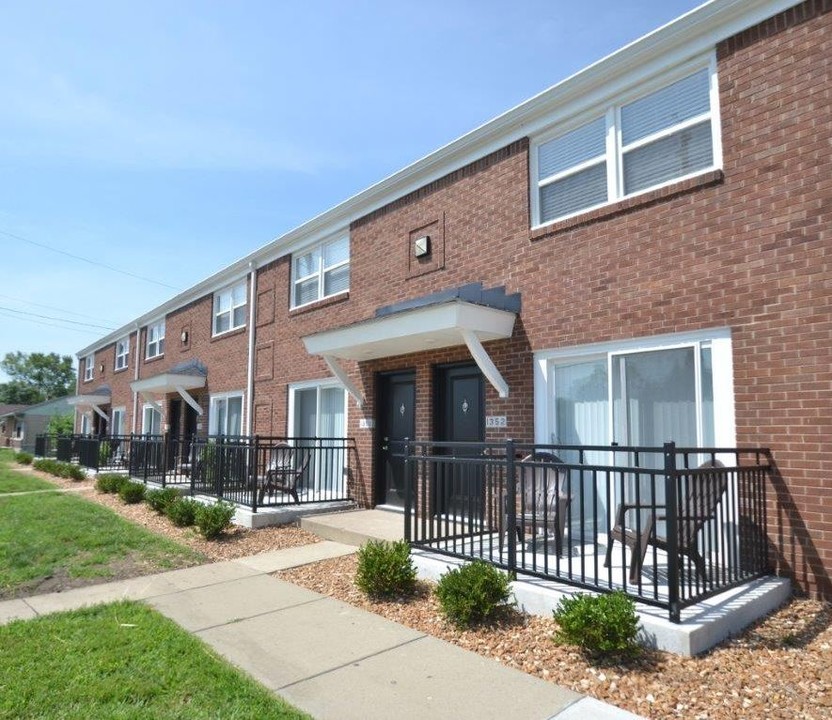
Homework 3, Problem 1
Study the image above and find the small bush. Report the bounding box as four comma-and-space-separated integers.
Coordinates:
355, 540, 417, 598
95, 473, 128, 494
65, 464, 86, 481
118, 480, 146, 504
32, 458, 85, 480
15, 452, 33, 465
166, 498, 200, 527
194, 501, 236, 540
146, 487, 180, 514
435, 561, 513, 627
552, 591, 642, 659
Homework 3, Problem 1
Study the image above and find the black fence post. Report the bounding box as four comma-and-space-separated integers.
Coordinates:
403, 438, 412, 543
251, 435, 259, 512
664, 441, 680, 623
506, 438, 517, 575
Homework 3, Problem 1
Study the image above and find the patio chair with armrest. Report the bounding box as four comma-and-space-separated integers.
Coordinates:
504, 452, 570, 556
257, 441, 310, 504
604, 459, 728, 583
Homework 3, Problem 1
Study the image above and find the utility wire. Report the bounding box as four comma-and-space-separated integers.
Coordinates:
0, 305, 116, 330
0, 310, 105, 336
0, 228, 181, 291
0, 292, 119, 324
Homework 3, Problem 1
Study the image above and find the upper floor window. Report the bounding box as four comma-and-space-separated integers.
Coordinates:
114, 337, 129, 371
532, 63, 718, 226
146, 320, 165, 359
292, 235, 350, 308
83, 353, 94, 382
213, 280, 247, 336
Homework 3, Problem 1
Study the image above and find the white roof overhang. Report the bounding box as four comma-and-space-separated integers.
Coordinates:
67, 393, 111, 421
130, 373, 206, 416
303, 301, 516, 405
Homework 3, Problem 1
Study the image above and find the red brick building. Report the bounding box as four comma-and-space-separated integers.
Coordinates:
72, 0, 832, 597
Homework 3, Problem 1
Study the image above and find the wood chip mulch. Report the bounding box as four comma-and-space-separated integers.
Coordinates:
19, 466, 320, 561
277, 554, 832, 720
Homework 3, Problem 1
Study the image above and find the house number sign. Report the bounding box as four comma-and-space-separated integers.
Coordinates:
485, 416, 507, 428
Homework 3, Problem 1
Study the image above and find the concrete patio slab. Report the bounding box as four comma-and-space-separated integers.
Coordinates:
301, 508, 405, 546
148, 575, 322, 632
196, 595, 424, 689
555, 697, 645, 719
233, 540, 356, 573
280, 633, 582, 720
0, 598, 38, 625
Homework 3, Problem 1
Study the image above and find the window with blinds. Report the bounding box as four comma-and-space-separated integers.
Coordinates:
534, 64, 717, 226
292, 235, 350, 308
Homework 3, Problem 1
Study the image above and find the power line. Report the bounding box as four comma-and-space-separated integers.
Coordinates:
0, 310, 105, 336
0, 292, 119, 324
0, 228, 181, 291
0, 305, 116, 330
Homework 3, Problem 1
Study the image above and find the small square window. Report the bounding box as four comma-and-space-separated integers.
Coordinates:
213, 280, 247, 335
292, 235, 350, 308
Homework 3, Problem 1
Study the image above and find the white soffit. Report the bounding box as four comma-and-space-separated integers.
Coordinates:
130, 373, 207, 394
67, 394, 111, 407
303, 301, 516, 361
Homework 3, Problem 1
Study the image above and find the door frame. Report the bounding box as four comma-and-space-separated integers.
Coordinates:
374, 369, 416, 507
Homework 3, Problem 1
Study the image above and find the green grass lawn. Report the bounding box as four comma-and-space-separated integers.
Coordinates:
0, 491, 205, 598
0, 448, 55, 493
0, 601, 310, 720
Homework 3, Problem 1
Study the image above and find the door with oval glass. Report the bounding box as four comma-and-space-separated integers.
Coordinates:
376, 371, 415, 508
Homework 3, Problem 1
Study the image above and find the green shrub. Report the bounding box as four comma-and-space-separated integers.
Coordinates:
435, 561, 513, 627
15, 452, 33, 465
194, 501, 236, 540
95, 473, 128, 494
65, 464, 86, 481
118, 481, 146, 504
552, 591, 642, 659
355, 540, 417, 598
98, 440, 113, 466
32, 458, 85, 480
33, 458, 58, 474
166, 498, 200, 527
145, 487, 180, 514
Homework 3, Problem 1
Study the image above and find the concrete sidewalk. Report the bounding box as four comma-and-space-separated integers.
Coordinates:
0, 541, 642, 720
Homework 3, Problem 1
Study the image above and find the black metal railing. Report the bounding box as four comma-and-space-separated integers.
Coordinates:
34, 433, 355, 510
403, 439, 771, 622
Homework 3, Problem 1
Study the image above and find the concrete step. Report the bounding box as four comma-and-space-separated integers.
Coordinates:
301, 508, 405, 547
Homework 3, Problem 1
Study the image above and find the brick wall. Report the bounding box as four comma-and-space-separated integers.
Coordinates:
251, 2, 831, 596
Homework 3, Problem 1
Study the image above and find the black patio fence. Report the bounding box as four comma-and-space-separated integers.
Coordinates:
35, 433, 354, 511
402, 439, 772, 623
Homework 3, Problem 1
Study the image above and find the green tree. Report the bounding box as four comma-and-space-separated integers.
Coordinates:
0, 352, 75, 404
46, 413, 75, 435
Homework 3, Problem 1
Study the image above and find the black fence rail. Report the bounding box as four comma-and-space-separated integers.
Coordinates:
34, 433, 355, 511
403, 440, 771, 622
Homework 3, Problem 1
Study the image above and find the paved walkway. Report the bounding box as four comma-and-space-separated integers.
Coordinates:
0, 541, 642, 720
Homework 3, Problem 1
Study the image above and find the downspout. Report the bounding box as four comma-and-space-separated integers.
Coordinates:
131, 324, 140, 434
245, 261, 257, 435
74, 353, 81, 433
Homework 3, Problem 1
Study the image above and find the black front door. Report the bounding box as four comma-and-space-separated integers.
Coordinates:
376, 371, 416, 508
435, 363, 485, 517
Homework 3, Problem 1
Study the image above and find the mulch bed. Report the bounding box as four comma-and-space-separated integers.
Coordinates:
277, 554, 832, 720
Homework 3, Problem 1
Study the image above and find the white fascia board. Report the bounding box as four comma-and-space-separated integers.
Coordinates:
75, 0, 798, 360
131, 373, 207, 394
303, 302, 516, 360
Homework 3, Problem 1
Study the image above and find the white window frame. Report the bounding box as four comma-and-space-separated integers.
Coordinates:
533, 328, 736, 450
83, 353, 94, 382
111, 407, 126, 436
114, 337, 129, 371
287, 379, 348, 437
80, 413, 91, 435
146, 319, 165, 359
208, 391, 245, 436
291, 234, 350, 309
212, 279, 248, 336
530, 55, 722, 228
142, 404, 162, 435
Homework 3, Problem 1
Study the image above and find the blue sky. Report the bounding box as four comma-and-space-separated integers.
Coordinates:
0, 0, 702, 380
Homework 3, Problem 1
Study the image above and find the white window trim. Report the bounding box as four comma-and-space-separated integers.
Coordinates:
114, 337, 130, 371
146, 319, 165, 360
111, 406, 127, 436
212, 279, 248, 337
142, 403, 163, 435
208, 391, 245, 436
83, 353, 94, 382
533, 328, 736, 450
530, 53, 722, 229
291, 234, 350, 309
287, 378, 348, 438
